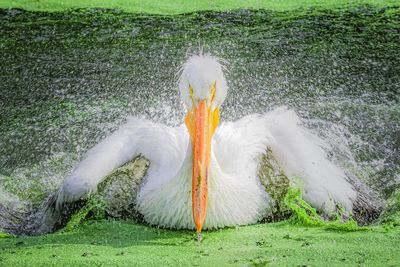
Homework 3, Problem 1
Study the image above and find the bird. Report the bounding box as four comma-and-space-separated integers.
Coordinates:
39, 53, 380, 236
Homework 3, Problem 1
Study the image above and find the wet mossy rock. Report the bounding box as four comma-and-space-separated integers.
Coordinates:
58, 156, 148, 232
259, 148, 292, 221
96, 156, 149, 220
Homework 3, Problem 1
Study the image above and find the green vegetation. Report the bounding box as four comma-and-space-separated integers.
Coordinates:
0, 232, 15, 238
59, 196, 107, 233
284, 188, 364, 231
0, 220, 399, 266
380, 189, 400, 228
1, 0, 399, 14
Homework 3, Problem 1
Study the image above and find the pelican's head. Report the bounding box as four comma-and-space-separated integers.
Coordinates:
178, 54, 227, 235
179, 54, 227, 110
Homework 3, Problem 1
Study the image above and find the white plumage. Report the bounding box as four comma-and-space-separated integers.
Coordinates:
179, 54, 227, 109
55, 54, 357, 230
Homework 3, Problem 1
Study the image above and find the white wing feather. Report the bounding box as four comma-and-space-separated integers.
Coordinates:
55, 117, 187, 208
261, 107, 357, 214
55, 107, 357, 223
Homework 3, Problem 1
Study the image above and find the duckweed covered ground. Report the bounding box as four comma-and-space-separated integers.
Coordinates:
0, 220, 399, 267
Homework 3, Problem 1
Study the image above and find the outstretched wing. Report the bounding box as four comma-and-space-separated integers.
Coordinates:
55, 117, 188, 208
215, 107, 359, 216
261, 107, 357, 214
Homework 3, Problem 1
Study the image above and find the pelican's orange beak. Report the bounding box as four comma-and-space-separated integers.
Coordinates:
185, 83, 220, 234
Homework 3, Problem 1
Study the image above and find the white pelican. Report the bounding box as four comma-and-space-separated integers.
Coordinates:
49, 54, 379, 236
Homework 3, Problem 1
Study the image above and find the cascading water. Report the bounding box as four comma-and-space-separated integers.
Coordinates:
0, 7, 399, 234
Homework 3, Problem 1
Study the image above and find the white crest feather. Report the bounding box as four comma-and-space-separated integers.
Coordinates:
178, 54, 227, 109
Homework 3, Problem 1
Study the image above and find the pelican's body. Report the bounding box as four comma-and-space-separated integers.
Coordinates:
136, 115, 270, 230
52, 54, 378, 233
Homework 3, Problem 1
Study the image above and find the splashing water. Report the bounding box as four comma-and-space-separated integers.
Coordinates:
0, 7, 399, 233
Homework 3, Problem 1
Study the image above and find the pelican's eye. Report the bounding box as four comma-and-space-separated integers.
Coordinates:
189, 84, 194, 99
210, 81, 216, 104
189, 84, 197, 107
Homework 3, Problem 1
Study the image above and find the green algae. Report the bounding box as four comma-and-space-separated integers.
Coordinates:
0, 219, 399, 266
0, 232, 16, 238
59, 196, 107, 233
284, 187, 366, 231
0, 0, 399, 15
